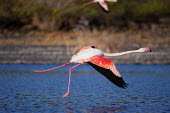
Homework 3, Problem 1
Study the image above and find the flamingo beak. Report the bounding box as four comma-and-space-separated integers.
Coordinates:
145, 48, 152, 52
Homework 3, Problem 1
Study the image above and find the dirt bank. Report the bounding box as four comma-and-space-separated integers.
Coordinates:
0, 45, 169, 64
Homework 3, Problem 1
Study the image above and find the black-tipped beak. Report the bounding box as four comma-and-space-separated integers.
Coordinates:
145, 47, 152, 52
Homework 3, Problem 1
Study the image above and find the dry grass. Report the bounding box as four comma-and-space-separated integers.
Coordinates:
0, 29, 169, 52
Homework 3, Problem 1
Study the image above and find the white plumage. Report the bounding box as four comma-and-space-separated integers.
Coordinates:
70, 48, 104, 63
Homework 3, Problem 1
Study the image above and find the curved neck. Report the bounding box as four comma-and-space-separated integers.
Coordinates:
104, 50, 141, 57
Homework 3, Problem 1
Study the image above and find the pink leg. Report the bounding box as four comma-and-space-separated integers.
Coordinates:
63, 63, 82, 98
83, 1, 94, 5
35, 62, 72, 73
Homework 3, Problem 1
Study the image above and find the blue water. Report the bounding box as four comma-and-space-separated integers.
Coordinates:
0, 64, 169, 113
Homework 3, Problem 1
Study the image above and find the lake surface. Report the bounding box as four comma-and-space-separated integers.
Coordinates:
0, 64, 169, 113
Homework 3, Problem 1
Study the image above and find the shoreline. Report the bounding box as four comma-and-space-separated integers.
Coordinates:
0, 45, 169, 64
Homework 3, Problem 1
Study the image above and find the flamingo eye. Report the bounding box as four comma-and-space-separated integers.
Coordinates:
91, 46, 95, 48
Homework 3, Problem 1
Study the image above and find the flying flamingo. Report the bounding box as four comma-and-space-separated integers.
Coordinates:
35, 45, 151, 98
83, 0, 118, 11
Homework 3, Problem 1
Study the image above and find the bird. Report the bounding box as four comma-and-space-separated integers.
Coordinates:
35, 45, 152, 98
83, 0, 118, 11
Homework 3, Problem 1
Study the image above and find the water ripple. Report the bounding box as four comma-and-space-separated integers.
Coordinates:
0, 64, 169, 113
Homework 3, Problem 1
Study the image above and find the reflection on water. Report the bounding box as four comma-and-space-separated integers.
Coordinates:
0, 64, 170, 113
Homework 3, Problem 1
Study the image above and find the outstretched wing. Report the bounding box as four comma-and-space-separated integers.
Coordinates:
106, 0, 117, 2
87, 55, 128, 88
99, 2, 108, 11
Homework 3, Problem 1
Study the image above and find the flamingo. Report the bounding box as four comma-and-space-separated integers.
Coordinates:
35, 45, 151, 98
83, 0, 118, 11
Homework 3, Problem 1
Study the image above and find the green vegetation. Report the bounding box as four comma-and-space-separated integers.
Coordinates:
0, 0, 170, 31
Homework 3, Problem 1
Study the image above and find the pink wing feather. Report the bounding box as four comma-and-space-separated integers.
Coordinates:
88, 55, 128, 88
99, 2, 108, 11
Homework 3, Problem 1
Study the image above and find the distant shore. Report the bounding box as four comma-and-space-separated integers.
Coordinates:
0, 23, 169, 65
0, 45, 169, 64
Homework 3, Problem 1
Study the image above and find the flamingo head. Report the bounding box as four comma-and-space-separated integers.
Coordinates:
80, 45, 95, 50
138, 47, 152, 52
89, 45, 95, 48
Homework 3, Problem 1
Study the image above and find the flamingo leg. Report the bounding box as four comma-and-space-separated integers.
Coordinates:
35, 62, 72, 73
63, 63, 82, 98
83, 1, 95, 5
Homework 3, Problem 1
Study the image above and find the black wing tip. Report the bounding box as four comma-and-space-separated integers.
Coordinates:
87, 62, 128, 89
121, 83, 128, 89
105, 10, 109, 13
114, 76, 128, 89
117, 81, 128, 89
